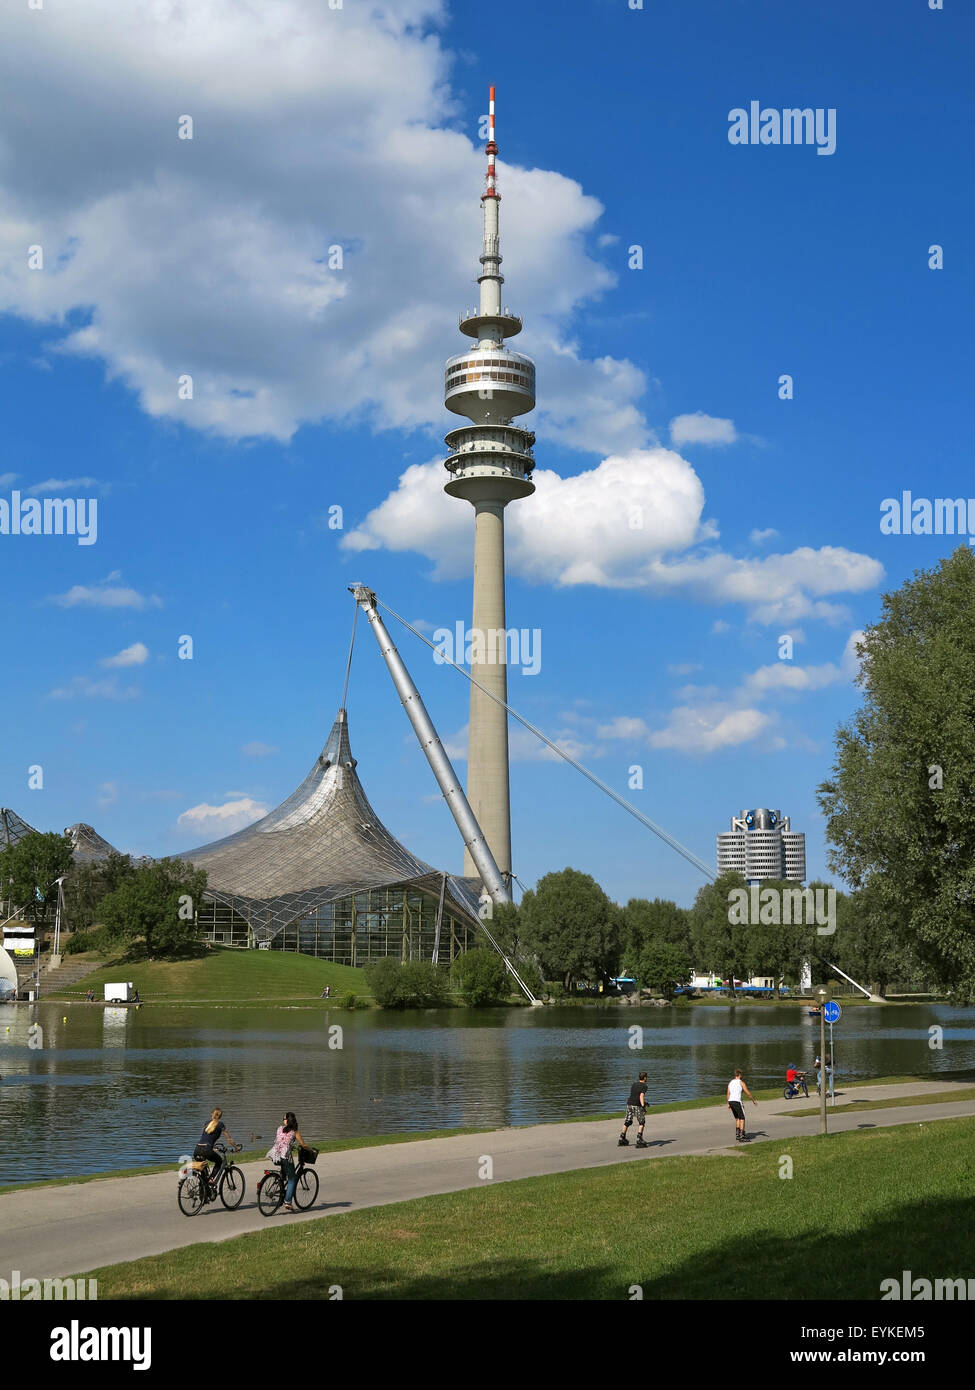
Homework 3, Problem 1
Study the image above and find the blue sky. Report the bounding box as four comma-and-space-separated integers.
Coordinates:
1, 0, 971, 908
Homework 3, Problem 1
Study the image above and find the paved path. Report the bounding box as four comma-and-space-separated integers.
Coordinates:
1, 1080, 973, 1280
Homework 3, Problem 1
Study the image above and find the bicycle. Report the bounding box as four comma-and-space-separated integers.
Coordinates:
782, 1073, 810, 1100
257, 1150, 319, 1217
177, 1141, 246, 1217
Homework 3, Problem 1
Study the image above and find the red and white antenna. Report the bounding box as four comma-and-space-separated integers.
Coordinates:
484, 84, 498, 200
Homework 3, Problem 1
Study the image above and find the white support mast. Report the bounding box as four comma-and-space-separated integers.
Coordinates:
350, 583, 541, 1005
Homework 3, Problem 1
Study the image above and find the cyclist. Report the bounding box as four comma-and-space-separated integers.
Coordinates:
193, 1108, 241, 1189
269, 1111, 312, 1213
785, 1064, 808, 1098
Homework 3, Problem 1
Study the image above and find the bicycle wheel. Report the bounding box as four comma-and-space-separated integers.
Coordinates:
782, 1086, 792, 1099
257, 1172, 284, 1217
220, 1165, 246, 1210
178, 1173, 206, 1217
293, 1167, 319, 1210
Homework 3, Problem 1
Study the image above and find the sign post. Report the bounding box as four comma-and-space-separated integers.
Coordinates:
817, 990, 827, 1134
823, 1000, 841, 1107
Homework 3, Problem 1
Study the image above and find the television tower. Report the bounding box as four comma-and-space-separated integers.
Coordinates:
443, 86, 535, 884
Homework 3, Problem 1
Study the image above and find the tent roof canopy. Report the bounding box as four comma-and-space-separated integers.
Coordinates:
180, 709, 482, 934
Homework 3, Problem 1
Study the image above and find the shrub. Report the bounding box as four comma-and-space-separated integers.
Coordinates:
398, 960, 450, 1007
363, 958, 449, 1009
363, 957, 406, 1008
340, 991, 358, 1010
64, 928, 107, 956
452, 947, 511, 1006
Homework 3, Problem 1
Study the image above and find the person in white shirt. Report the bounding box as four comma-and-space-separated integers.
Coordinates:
726, 1068, 757, 1142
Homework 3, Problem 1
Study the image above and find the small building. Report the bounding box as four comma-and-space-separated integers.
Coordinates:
689, 970, 785, 993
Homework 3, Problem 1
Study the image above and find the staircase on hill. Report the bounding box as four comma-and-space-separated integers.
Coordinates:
37, 956, 102, 997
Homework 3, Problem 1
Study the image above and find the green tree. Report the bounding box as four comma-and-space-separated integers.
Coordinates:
398, 961, 449, 1006
363, 957, 405, 1007
740, 879, 821, 996
484, 901, 524, 959
63, 851, 136, 931
0, 830, 74, 926
817, 547, 975, 1000
621, 897, 692, 975
519, 868, 622, 992
635, 940, 692, 999
363, 958, 449, 1008
477, 901, 545, 996
452, 947, 511, 1006
98, 858, 206, 959
827, 881, 915, 999
689, 870, 749, 995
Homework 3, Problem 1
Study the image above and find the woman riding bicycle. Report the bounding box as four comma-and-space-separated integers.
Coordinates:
193, 1107, 241, 1184
269, 1111, 311, 1213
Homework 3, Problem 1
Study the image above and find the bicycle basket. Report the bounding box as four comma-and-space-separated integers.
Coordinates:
298, 1145, 319, 1166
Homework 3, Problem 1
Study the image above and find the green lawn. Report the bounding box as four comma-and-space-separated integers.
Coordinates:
87, 1116, 975, 1301
787, 1087, 975, 1117
47, 945, 367, 1004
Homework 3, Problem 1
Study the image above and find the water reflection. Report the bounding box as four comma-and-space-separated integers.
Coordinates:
0, 1001, 972, 1184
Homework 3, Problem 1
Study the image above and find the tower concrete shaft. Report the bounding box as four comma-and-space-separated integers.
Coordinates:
467, 495, 511, 879
443, 87, 535, 884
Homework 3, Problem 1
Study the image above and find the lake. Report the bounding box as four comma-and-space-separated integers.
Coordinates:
1, 1000, 973, 1185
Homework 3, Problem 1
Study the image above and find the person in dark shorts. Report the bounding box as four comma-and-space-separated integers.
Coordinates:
193, 1107, 241, 1186
619, 1071, 649, 1148
726, 1068, 757, 1142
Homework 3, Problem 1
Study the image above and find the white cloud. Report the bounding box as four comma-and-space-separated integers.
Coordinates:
97, 781, 119, 810
711, 620, 731, 634
0, 0, 646, 451
100, 641, 149, 668
676, 683, 722, 701
749, 527, 779, 545
242, 741, 278, 757
741, 662, 841, 697
669, 413, 738, 447
0, 473, 18, 486
739, 629, 866, 699
345, 448, 711, 583
842, 628, 866, 677
177, 797, 268, 839
345, 451, 882, 622
596, 716, 651, 740
648, 705, 771, 753
49, 581, 160, 609
26, 477, 99, 495
49, 675, 140, 700
641, 547, 883, 625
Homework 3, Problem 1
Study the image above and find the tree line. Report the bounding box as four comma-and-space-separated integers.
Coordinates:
0, 831, 205, 960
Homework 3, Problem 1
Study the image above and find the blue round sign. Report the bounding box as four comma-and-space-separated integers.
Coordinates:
823, 1001, 841, 1023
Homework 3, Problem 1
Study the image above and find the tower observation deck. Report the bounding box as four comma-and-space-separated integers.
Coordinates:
444, 87, 535, 883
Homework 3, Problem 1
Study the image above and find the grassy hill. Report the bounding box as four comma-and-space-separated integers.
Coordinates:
47, 945, 367, 1004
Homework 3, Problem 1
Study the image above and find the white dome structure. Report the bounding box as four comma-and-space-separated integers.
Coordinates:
0, 946, 17, 1000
